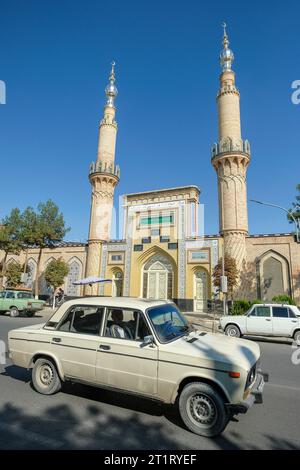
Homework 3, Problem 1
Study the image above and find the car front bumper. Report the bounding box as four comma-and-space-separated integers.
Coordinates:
226, 369, 269, 415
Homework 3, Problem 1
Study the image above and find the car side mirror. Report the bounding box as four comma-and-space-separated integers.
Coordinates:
142, 335, 155, 348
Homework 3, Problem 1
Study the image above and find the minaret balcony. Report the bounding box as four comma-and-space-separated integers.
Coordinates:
89, 161, 121, 179
211, 138, 251, 160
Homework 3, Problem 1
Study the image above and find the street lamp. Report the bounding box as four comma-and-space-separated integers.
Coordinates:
249, 199, 300, 243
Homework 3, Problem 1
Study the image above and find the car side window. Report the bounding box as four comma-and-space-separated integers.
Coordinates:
17, 292, 32, 299
255, 306, 271, 317
5, 292, 15, 299
104, 308, 151, 341
58, 306, 104, 335
272, 307, 289, 318
288, 309, 296, 318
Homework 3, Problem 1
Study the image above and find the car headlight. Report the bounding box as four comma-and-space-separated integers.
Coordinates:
246, 362, 257, 389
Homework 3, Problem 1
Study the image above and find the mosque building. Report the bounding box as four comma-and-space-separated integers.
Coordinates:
6, 27, 300, 310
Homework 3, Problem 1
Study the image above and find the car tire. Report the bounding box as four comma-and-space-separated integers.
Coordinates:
225, 324, 241, 338
32, 358, 62, 395
26, 311, 35, 317
294, 330, 300, 344
179, 382, 229, 437
10, 306, 19, 317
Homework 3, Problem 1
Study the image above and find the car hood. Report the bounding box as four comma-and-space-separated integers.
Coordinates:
9, 323, 46, 335
160, 330, 260, 371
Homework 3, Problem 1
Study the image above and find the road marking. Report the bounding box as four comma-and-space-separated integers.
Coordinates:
268, 382, 300, 392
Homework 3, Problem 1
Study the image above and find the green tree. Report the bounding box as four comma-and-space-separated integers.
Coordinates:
20, 206, 40, 276
29, 200, 70, 296
5, 261, 25, 288
0, 208, 24, 286
44, 258, 69, 308
213, 256, 238, 299
288, 184, 300, 234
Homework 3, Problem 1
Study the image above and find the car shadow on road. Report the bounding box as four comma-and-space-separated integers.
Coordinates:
0, 365, 31, 383
243, 335, 292, 346
62, 381, 184, 424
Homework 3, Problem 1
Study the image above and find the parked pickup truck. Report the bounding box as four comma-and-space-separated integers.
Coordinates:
0, 289, 45, 317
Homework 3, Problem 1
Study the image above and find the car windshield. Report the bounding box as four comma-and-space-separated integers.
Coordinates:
147, 304, 191, 343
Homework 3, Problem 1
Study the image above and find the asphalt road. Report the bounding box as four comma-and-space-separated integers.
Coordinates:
0, 310, 299, 450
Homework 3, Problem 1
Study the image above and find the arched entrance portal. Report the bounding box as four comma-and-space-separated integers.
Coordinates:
143, 255, 173, 300
194, 270, 208, 312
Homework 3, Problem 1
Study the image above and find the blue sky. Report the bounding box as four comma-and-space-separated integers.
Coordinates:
0, 0, 299, 241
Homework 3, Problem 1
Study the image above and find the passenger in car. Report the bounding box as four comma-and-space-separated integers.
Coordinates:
109, 309, 133, 339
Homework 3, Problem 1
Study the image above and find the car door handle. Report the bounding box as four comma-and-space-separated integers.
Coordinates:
99, 344, 111, 351
265, 319, 271, 321
291, 320, 297, 323
52, 337, 62, 343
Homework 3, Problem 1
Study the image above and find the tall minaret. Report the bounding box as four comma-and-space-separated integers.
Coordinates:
85, 62, 120, 294
211, 24, 251, 270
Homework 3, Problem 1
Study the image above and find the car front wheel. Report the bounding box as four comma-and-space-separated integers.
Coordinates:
10, 306, 19, 317
225, 324, 241, 337
32, 358, 62, 395
179, 382, 229, 437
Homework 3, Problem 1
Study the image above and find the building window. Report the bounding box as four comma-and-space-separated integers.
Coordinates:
160, 235, 170, 243
151, 229, 160, 237
188, 250, 210, 263
133, 244, 143, 252
140, 214, 174, 226
168, 242, 178, 250
108, 252, 125, 265
142, 237, 151, 244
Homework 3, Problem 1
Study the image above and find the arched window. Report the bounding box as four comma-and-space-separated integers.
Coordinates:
112, 270, 123, 297
66, 259, 81, 296
25, 259, 36, 289
143, 255, 173, 300
39, 258, 55, 295
257, 251, 291, 301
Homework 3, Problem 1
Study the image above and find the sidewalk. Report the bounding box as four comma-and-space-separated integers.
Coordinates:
184, 311, 221, 333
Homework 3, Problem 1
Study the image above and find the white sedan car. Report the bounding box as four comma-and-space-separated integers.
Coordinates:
8, 297, 268, 438
220, 304, 300, 341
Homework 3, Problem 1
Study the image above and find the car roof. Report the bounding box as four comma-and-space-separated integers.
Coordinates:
251, 303, 299, 310
55, 296, 172, 312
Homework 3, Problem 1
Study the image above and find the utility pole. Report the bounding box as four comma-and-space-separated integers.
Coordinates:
221, 241, 228, 316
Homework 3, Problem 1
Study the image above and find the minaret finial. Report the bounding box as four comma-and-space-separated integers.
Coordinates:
220, 22, 234, 72
222, 21, 227, 39
105, 60, 118, 108
109, 61, 116, 81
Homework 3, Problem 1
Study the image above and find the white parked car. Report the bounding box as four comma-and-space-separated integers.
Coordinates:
220, 304, 300, 341
8, 297, 268, 437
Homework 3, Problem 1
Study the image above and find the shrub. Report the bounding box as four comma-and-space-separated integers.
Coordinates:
272, 295, 295, 305
231, 300, 251, 315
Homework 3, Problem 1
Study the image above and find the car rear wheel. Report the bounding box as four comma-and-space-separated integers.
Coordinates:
179, 382, 229, 437
26, 311, 35, 317
225, 324, 241, 337
32, 358, 62, 395
294, 330, 300, 344
10, 306, 19, 317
